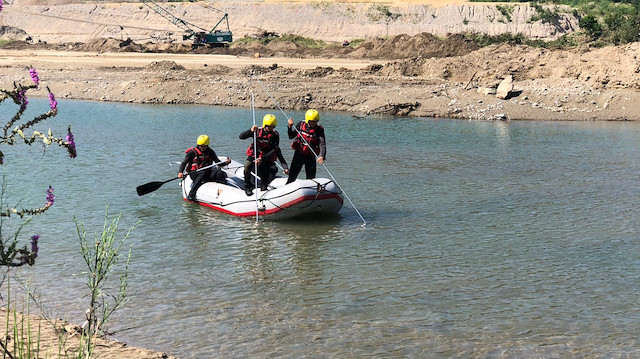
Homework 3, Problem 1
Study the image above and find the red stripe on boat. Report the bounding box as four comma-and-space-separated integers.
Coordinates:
184, 193, 343, 217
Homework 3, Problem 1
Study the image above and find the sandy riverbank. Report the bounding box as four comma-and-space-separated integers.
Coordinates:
0, 308, 178, 359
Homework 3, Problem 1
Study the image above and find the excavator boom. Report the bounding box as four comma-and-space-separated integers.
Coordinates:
140, 0, 231, 46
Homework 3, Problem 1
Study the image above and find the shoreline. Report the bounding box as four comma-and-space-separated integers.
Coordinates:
0, 308, 179, 359
2, 48, 639, 122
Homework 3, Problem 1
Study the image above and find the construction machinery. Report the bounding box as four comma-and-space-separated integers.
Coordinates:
139, 0, 232, 46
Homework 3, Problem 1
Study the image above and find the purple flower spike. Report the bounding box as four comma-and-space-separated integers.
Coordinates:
65, 127, 77, 158
0, 0, 3, 12
30, 235, 39, 259
29, 68, 40, 87
46, 186, 55, 206
48, 92, 58, 110
17, 89, 28, 107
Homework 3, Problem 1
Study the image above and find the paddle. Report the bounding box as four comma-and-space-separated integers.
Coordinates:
136, 161, 226, 196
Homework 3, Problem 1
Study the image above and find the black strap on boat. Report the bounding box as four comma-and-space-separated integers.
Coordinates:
265, 179, 332, 212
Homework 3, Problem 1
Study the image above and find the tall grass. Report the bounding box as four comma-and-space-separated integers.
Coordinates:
1, 207, 137, 359
74, 207, 137, 359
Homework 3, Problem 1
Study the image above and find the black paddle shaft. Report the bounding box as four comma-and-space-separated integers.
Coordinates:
136, 177, 179, 196
136, 160, 226, 197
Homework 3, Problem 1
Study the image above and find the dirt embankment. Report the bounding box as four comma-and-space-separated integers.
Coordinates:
1, 1, 578, 43
1, 1, 639, 122
3, 33, 639, 121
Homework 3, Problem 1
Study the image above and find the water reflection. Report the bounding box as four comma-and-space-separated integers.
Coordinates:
494, 120, 511, 148
236, 223, 329, 291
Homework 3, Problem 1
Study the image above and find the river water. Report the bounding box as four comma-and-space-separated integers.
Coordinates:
3, 99, 639, 358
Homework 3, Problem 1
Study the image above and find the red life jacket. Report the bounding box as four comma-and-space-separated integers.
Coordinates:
246, 128, 278, 162
292, 122, 323, 156
186, 146, 214, 171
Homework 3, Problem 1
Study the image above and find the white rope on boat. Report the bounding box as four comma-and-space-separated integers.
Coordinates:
251, 75, 367, 226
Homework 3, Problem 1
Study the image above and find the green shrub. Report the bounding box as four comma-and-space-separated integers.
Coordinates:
603, 6, 640, 44
496, 4, 514, 22
74, 207, 137, 358
580, 14, 603, 39
465, 32, 527, 47
367, 4, 401, 22
464, 32, 580, 49
470, 0, 640, 45
530, 3, 563, 24
346, 38, 366, 48
231, 33, 327, 48
278, 34, 328, 48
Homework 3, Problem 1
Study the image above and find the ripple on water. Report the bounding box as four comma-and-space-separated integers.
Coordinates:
3, 101, 639, 358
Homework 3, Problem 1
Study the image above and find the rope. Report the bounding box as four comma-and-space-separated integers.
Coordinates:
250, 75, 367, 226
265, 180, 334, 212
250, 88, 259, 222
5, 7, 175, 32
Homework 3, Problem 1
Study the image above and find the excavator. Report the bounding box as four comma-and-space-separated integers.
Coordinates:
140, 0, 232, 46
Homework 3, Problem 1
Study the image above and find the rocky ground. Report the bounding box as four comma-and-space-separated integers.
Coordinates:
2, 35, 639, 121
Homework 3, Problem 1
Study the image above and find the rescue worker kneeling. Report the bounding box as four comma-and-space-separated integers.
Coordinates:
178, 134, 231, 202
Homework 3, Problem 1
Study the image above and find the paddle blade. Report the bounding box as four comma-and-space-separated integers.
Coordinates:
136, 181, 165, 196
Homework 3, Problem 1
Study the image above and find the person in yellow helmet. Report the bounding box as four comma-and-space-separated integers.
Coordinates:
178, 134, 231, 202
286, 109, 326, 183
239, 114, 289, 196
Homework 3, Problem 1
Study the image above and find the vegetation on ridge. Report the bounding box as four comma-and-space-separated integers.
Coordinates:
470, 0, 640, 45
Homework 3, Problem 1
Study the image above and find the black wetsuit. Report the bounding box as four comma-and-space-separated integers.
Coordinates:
239, 128, 288, 191
179, 146, 226, 199
286, 121, 326, 183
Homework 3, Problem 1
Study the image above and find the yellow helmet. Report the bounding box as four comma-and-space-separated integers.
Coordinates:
196, 134, 210, 146
263, 114, 277, 127
305, 109, 320, 123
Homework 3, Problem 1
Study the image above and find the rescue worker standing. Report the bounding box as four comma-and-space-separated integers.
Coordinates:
240, 114, 289, 196
178, 134, 231, 202
286, 109, 326, 184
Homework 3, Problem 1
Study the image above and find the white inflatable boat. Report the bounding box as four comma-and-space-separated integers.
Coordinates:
179, 157, 344, 219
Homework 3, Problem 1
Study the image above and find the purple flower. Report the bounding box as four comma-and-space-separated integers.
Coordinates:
65, 127, 77, 158
29, 68, 40, 87
30, 235, 39, 259
0, 0, 3, 12
17, 89, 28, 108
48, 92, 58, 110
46, 186, 54, 206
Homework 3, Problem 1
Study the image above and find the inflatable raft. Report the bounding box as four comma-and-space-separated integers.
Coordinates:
179, 157, 344, 219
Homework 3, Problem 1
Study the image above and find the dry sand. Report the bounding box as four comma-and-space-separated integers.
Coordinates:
0, 309, 177, 359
